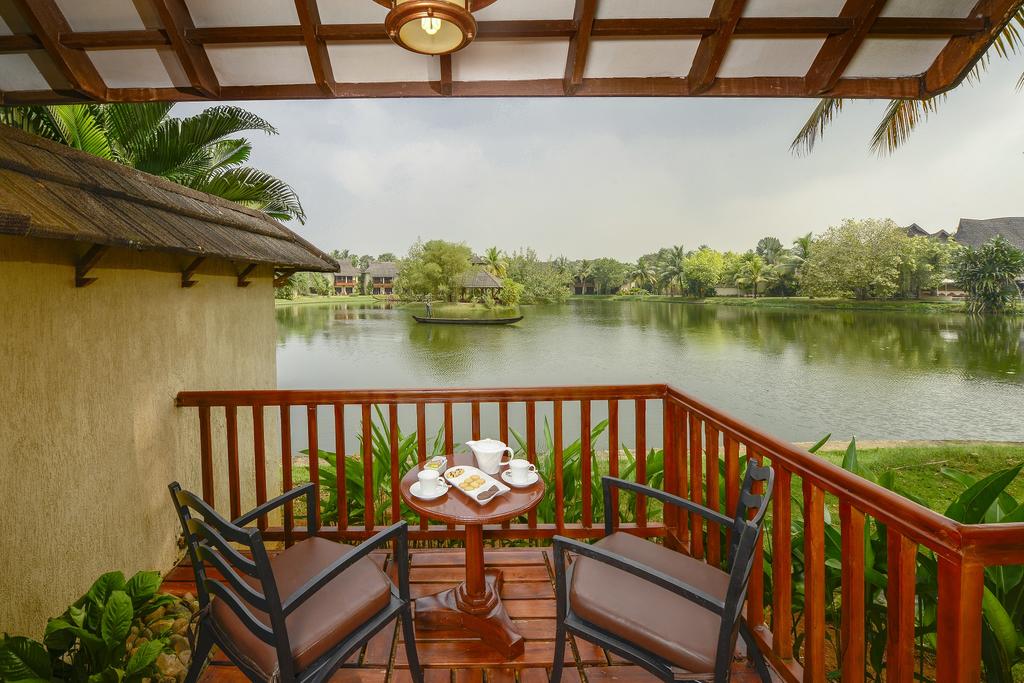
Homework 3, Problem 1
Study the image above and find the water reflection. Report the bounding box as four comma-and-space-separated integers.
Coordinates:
275, 300, 1024, 443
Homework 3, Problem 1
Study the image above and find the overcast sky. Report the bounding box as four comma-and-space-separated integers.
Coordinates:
180, 54, 1023, 261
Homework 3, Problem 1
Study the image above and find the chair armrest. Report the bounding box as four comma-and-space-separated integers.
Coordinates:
281, 521, 408, 616
233, 483, 316, 528
552, 535, 724, 616
602, 477, 732, 527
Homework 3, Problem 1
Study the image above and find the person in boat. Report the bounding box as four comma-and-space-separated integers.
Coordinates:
425, 296, 433, 319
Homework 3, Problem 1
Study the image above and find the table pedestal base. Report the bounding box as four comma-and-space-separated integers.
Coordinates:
414, 569, 524, 658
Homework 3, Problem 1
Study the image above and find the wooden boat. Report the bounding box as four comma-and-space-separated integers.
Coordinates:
412, 315, 523, 325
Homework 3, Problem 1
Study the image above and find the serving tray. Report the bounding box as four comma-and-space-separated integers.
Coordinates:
443, 465, 510, 504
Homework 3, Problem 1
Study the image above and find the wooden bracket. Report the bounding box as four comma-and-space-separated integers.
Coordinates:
236, 263, 257, 287
273, 269, 297, 288
181, 256, 205, 288
74, 244, 108, 287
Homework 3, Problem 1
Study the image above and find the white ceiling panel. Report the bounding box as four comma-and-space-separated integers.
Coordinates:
206, 45, 315, 85
0, 53, 53, 91
719, 37, 825, 77
328, 42, 437, 82
54, 0, 146, 31
881, 0, 978, 18
317, 0, 389, 23
585, 38, 699, 78
474, 0, 576, 21
88, 48, 188, 88
596, 0, 716, 19
743, 0, 846, 17
845, 37, 949, 77
185, 0, 299, 28
452, 39, 569, 81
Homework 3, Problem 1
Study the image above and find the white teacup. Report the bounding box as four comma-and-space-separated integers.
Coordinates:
417, 469, 444, 496
507, 459, 537, 484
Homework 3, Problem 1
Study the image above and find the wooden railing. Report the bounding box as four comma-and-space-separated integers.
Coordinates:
176, 384, 1024, 683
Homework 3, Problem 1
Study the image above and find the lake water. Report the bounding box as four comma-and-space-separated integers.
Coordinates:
276, 300, 1024, 448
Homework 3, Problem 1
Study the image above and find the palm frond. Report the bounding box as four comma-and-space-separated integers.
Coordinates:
205, 138, 252, 172
49, 105, 113, 159
790, 98, 844, 156
192, 166, 306, 223
0, 106, 66, 142
869, 96, 944, 157
100, 103, 172, 164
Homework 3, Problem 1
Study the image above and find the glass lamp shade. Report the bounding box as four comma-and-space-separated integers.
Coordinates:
386, 0, 476, 55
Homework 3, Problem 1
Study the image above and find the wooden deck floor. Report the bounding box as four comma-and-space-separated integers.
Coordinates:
163, 546, 775, 683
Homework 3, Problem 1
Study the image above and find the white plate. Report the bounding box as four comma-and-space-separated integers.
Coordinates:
501, 469, 540, 488
410, 480, 449, 501
444, 465, 510, 504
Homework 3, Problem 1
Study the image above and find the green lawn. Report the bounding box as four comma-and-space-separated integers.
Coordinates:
275, 294, 377, 306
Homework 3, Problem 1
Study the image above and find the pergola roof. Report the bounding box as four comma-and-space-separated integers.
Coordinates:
0, 0, 1020, 104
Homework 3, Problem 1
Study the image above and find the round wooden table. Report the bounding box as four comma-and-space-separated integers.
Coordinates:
399, 453, 544, 659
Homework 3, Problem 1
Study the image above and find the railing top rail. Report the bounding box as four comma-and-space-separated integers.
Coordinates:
663, 385, 969, 558
960, 523, 1024, 566
175, 384, 669, 407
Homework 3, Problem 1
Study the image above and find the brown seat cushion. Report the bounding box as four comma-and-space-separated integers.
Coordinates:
569, 532, 732, 674
211, 537, 392, 678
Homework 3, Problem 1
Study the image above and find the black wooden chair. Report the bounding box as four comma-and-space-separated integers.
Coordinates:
551, 462, 775, 682
169, 482, 422, 683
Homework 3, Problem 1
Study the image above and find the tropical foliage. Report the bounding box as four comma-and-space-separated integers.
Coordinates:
0, 571, 183, 683
0, 103, 304, 222
396, 239, 474, 302
952, 236, 1024, 314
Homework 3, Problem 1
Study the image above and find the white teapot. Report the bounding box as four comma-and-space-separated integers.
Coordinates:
466, 438, 514, 474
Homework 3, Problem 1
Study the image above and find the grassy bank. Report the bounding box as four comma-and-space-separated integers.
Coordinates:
275, 294, 377, 306
570, 294, 969, 314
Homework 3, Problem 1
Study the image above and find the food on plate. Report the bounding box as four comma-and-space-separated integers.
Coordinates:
446, 468, 465, 479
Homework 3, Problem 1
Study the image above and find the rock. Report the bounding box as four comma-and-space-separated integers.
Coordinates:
156, 652, 186, 680
144, 607, 166, 624
178, 650, 191, 668
171, 618, 188, 635
169, 635, 189, 655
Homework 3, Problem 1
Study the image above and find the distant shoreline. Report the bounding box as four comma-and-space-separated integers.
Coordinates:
569, 294, 973, 314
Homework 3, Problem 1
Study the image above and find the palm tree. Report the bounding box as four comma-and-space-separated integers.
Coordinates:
658, 245, 686, 296
790, 10, 1024, 156
792, 232, 813, 262
0, 103, 304, 221
553, 255, 571, 275
573, 260, 593, 294
735, 256, 771, 299
483, 246, 508, 278
756, 236, 785, 265
628, 259, 656, 291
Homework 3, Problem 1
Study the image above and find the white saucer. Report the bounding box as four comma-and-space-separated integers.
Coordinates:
500, 469, 539, 488
410, 481, 449, 501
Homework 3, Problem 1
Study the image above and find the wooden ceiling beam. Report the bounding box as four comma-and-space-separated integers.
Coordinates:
294, 0, 336, 96
11, 0, 106, 100
151, 0, 220, 98
186, 26, 304, 44
60, 29, 169, 50
564, 0, 598, 95
923, 0, 1020, 96
805, 0, 889, 95
0, 35, 42, 52
687, 0, 747, 95
439, 54, 453, 96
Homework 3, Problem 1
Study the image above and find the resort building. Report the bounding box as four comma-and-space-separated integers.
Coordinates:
0, 125, 337, 635
366, 261, 398, 295
460, 270, 503, 300
333, 260, 360, 295
954, 217, 1024, 250
904, 223, 952, 242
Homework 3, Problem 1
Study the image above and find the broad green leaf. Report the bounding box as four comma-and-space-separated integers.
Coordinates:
940, 467, 977, 489
125, 639, 165, 676
840, 437, 857, 471
100, 591, 133, 650
125, 571, 161, 606
0, 636, 52, 681
983, 586, 1019, 658
87, 571, 127, 607
68, 604, 87, 627
945, 465, 1024, 524
43, 618, 75, 652
807, 433, 831, 454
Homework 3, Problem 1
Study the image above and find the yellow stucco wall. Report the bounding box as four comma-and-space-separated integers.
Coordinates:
0, 236, 282, 636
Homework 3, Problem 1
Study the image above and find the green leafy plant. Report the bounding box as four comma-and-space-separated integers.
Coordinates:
0, 571, 180, 683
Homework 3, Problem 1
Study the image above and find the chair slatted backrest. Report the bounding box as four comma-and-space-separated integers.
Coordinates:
726, 460, 774, 565
169, 483, 296, 681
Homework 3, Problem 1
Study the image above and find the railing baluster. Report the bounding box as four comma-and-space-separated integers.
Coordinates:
935, 556, 985, 683
389, 404, 400, 523
635, 399, 646, 529
226, 405, 241, 520
526, 401, 538, 530
334, 402, 346, 539
581, 399, 592, 528
688, 413, 704, 560
443, 402, 454, 454
607, 400, 619, 530
416, 403, 427, 531
723, 434, 739, 547
280, 405, 294, 546
705, 424, 721, 566
198, 405, 214, 506
662, 401, 678, 548
361, 403, 373, 532
554, 400, 564, 532
771, 466, 793, 661
803, 478, 826, 682
840, 502, 866, 683
471, 401, 481, 440
886, 532, 918, 683
306, 404, 319, 531
676, 406, 689, 547
252, 404, 267, 531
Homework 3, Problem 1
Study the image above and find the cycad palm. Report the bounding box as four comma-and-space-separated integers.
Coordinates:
0, 103, 304, 222
791, 9, 1024, 155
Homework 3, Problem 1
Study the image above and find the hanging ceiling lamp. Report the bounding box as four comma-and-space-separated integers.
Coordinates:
385, 0, 476, 55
